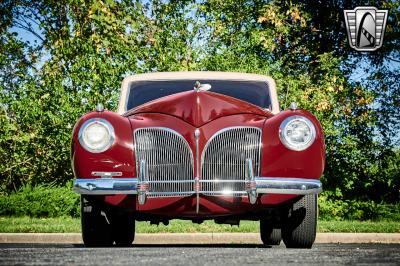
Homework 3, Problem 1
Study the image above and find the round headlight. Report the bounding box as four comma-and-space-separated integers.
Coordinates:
78, 118, 115, 153
279, 116, 316, 151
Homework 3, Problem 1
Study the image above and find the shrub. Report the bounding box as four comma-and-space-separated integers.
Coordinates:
319, 192, 400, 221
0, 181, 80, 218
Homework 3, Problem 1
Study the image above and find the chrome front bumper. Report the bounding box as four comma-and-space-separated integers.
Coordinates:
73, 177, 322, 199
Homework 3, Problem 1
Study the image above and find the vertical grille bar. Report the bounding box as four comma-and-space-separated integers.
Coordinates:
201, 127, 262, 196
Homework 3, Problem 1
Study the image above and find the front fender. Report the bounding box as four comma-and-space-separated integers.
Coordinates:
260, 109, 325, 179
71, 111, 136, 179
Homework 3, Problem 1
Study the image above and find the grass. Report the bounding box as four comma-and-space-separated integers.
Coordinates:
317, 220, 400, 233
0, 217, 80, 233
0, 216, 399, 233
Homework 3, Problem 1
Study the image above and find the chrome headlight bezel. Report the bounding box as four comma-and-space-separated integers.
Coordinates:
279, 115, 316, 151
78, 118, 115, 153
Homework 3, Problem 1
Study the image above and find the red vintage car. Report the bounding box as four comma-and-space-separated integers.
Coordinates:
72, 72, 324, 248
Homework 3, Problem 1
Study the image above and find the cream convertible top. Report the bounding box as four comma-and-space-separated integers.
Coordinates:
117, 71, 280, 115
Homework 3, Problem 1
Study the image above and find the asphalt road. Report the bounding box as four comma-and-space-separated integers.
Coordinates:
1, 243, 399, 265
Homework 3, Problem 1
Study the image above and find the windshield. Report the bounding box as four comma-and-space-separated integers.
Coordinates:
126, 80, 271, 110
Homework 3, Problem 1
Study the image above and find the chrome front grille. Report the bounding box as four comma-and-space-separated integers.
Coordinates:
134, 126, 261, 198
201, 127, 262, 196
134, 128, 194, 197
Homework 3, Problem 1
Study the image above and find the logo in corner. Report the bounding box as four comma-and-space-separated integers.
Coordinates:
344, 6, 388, 51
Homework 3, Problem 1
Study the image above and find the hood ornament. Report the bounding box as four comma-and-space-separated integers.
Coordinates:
194, 81, 212, 92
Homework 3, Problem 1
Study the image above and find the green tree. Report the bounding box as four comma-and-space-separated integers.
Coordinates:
0, 0, 199, 190
0, 0, 399, 207
199, 0, 400, 202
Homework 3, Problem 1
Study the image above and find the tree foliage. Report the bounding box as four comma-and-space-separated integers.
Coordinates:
199, 0, 400, 203
0, 0, 399, 205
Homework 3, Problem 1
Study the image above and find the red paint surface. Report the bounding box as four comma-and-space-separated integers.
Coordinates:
72, 92, 325, 218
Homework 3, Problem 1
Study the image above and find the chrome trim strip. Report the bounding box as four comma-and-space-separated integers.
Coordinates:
245, 158, 257, 204
73, 177, 321, 196
138, 159, 148, 205
73, 178, 138, 195
199, 180, 248, 183
194, 128, 200, 213
147, 191, 195, 196
91, 171, 122, 178
255, 177, 322, 194
145, 180, 195, 184
200, 191, 249, 195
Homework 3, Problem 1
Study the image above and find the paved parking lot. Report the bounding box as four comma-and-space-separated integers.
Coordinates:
1, 243, 399, 265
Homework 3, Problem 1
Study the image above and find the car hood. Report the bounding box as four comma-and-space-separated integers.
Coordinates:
124, 91, 271, 127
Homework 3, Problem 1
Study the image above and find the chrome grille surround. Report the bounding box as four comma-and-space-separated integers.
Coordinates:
134, 127, 194, 197
201, 127, 262, 196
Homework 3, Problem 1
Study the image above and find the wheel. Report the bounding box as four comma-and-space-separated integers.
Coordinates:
260, 219, 281, 245
81, 196, 113, 247
112, 212, 135, 247
281, 194, 317, 249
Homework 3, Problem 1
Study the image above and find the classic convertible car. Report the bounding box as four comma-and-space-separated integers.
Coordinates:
72, 72, 324, 248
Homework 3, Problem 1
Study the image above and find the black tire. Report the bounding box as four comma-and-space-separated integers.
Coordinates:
112, 213, 135, 247
81, 196, 113, 247
281, 194, 317, 249
260, 219, 281, 245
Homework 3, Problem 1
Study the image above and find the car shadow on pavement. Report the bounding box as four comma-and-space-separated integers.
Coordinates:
72, 243, 271, 248
133, 243, 269, 248
0, 243, 272, 249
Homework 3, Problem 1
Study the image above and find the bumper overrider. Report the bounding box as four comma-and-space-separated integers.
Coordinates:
73, 160, 322, 205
